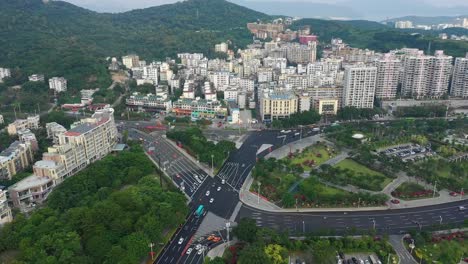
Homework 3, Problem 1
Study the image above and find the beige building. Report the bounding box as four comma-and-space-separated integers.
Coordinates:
0, 141, 34, 180
318, 99, 339, 115
342, 65, 377, 109
9, 108, 118, 209
122, 55, 140, 69
0, 187, 12, 225
260, 91, 298, 121
215, 42, 228, 53
7, 115, 40, 135
0, 114, 3, 125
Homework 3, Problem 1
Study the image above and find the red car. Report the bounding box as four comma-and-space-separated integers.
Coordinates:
450, 192, 458, 197
391, 199, 400, 204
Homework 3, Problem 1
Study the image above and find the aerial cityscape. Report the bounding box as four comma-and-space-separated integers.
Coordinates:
0, 0, 467, 263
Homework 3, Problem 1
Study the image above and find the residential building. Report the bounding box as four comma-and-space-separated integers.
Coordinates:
0, 187, 12, 225
260, 91, 298, 121
374, 54, 401, 99
227, 101, 240, 124
143, 65, 159, 84
395, 21, 413, 29
9, 108, 118, 208
318, 99, 339, 115
49, 77, 67, 93
0, 141, 34, 180
18, 129, 38, 151
46, 122, 67, 144
28, 74, 45, 82
7, 115, 40, 135
299, 35, 318, 45
210, 71, 230, 90
401, 50, 452, 98
215, 42, 229, 53
283, 42, 317, 64
298, 94, 311, 112
342, 65, 377, 109
178, 53, 205, 68
225, 89, 239, 103
238, 92, 247, 109
122, 55, 140, 69
0, 115, 3, 125
0, 68, 11, 81
173, 98, 226, 120
239, 78, 255, 92
463, 18, 468, 29
451, 53, 468, 97
126, 93, 172, 113
246, 22, 286, 39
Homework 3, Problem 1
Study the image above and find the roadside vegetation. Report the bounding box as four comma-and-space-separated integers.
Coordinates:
392, 182, 436, 200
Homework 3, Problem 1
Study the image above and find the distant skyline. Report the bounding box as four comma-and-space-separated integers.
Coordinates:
61, 0, 468, 20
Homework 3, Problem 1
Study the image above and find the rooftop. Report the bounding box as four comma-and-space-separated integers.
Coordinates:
9, 175, 51, 191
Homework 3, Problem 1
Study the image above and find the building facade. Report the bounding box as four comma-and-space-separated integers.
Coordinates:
49, 77, 67, 93
451, 53, 468, 98
342, 65, 377, 109
374, 55, 401, 99
260, 91, 298, 121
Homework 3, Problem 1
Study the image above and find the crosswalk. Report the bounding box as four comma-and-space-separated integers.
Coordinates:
217, 162, 253, 190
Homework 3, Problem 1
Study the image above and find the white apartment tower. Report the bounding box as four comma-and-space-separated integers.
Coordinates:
0, 68, 11, 80
49, 77, 67, 92
0, 187, 12, 225
451, 53, 468, 98
428, 51, 452, 98
401, 51, 452, 98
374, 54, 401, 99
342, 65, 377, 109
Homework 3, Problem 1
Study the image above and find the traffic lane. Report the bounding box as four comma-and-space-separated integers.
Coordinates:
238, 201, 468, 235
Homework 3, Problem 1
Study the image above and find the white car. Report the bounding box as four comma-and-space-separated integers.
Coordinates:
217, 186, 221, 191
178, 238, 184, 245
221, 179, 225, 184
205, 191, 210, 196
186, 248, 193, 255
198, 249, 204, 255
210, 198, 214, 203
195, 244, 201, 250
459, 206, 466, 211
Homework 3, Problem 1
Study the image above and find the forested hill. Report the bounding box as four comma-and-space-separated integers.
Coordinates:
0, 0, 269, 90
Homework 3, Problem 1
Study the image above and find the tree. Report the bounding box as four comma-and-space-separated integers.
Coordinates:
233, 218, 259, 243
205, 257, 226, 264
238, 244, 272, 264
264, 244, 287, 264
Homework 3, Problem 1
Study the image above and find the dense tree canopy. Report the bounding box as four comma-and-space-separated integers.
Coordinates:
0, 147, 188, 263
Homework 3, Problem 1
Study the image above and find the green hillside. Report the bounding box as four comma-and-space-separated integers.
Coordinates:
0, 0, 269, 91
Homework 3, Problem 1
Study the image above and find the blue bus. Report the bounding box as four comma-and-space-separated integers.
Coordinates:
195, 205, 204, 218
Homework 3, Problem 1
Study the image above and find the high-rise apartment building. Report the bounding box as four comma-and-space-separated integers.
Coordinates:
451, 53, 468, 98
282, 42, 317, 64
342, 65, 377, 109
0, 141, 34, 180
49, 77, 67, 93
395, 21, 413, 29
0, 68, 11, 81
401, 51, 452, 98
374, 54, 401, 99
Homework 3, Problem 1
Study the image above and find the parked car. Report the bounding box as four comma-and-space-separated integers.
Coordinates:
391, 199, 400, 204
186, 248, 193, 255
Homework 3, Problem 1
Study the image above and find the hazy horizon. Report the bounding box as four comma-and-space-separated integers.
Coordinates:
60, 0, 468, 20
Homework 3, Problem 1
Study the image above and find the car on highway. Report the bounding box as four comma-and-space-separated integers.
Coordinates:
459, 206, 466, 211
197, 249, 204, 255
186, 248, 193, 255
178, 238, 184, 244
206, 191, 210, 196
221, 179, 225, 184
217, 186, 221, 191
210, 198, 214, 203
195, 244, 201, 250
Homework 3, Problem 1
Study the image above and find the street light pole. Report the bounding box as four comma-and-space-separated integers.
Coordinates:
461, 188, 464, 201
211, 154, 214, 175
372, 219, 376, 230
433, 180, 437, 198
149, 242, 155, 260
439, 215, 443, 225
257, 182, 261, 204
302, 220, 305, 234
357, 197, 361, 208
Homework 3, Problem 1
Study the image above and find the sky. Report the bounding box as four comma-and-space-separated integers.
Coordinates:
61, 0, 468, 20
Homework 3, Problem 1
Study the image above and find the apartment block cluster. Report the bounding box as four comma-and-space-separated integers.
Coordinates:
394, 17, 468, 30
0, 108, 118, 217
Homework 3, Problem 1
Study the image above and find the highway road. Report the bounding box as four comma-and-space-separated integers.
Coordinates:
123, 124, 467, 264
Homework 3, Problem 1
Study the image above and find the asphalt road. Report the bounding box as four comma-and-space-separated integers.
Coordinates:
124, 124, 467, 264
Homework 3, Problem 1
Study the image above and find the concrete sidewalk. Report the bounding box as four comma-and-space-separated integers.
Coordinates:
206, 240, 237, 259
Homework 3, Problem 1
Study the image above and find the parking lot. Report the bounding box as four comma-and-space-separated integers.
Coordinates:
379, 143, 435, 162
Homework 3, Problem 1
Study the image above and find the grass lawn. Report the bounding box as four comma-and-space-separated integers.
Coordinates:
393, 182, 436, 200
332, 159, 392, 191
289, 144, 335, 171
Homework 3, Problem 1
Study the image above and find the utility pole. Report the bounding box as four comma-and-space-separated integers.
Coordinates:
149, 242, 155, 260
